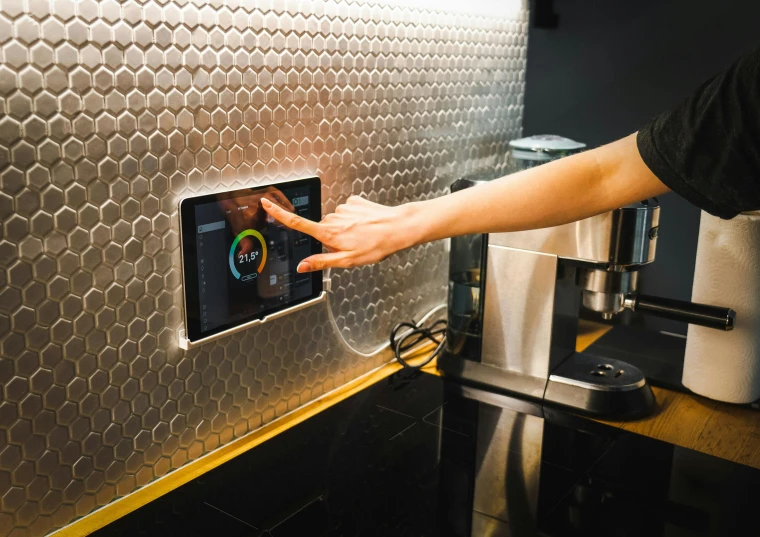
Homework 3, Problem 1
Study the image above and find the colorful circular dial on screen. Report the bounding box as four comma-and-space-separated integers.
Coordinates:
229, 229, 267, 280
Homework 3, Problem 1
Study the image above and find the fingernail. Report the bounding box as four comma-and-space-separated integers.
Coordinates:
297, 261, 310, 273
261, 198, 272, 207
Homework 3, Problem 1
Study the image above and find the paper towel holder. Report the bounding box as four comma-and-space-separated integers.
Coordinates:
682, 210, 759, 404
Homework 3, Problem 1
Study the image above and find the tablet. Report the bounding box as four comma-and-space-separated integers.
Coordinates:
179, 177, 322, 344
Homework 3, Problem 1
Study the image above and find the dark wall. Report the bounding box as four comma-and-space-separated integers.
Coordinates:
522, 0, 760, 333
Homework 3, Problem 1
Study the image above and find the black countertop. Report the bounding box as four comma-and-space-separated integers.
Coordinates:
94, 372, 760, 537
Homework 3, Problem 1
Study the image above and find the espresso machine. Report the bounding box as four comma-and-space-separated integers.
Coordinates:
439, 136, 735, 420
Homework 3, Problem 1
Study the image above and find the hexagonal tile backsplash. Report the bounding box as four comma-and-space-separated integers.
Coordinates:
0, 0, 527, 534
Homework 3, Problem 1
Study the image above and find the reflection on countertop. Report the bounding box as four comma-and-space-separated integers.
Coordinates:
93, 371, 760, 537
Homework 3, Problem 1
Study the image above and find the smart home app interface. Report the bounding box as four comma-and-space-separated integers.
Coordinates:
193, 185, 314, 334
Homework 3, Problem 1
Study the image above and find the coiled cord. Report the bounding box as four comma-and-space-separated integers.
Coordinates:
325, 268, 447, 364
389, 317, 447, 371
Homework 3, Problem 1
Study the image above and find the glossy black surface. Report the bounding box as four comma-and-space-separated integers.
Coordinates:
94, 372, 760, 537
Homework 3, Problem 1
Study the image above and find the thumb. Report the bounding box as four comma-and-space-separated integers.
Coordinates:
297, 252, 354, 272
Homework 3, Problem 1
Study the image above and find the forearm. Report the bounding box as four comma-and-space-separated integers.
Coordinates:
262, 133, 671, 272
407, 133, 670, 245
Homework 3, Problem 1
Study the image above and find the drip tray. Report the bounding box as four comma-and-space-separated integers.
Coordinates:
545, 352, 655, 420
583, 324, 686, 391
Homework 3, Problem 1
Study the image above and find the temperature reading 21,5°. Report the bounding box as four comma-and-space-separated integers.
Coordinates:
238, 251, 259, 264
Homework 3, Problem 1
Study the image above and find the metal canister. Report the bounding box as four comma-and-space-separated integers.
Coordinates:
508, 134, 586, 172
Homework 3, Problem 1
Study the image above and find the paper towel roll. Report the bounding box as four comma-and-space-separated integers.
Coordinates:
682, 211, 760, 403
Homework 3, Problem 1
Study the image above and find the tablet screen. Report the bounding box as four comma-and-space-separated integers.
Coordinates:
179, 178, 322, 342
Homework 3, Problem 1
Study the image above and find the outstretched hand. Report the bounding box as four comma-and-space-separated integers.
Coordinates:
261, 195, 416, 273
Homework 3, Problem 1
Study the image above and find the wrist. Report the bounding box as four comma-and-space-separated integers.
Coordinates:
397, 200, 430, 249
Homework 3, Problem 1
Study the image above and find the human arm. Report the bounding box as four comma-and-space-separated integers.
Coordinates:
261, 133, 670, 272
262, 45, 760, 273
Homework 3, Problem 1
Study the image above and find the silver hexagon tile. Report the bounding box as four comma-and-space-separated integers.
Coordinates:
0, 0, 529, 534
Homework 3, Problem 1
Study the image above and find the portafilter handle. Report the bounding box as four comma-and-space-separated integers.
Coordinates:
623, 294, 735, 331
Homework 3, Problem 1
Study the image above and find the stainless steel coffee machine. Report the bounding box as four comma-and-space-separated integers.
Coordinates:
439, 138, 735, 420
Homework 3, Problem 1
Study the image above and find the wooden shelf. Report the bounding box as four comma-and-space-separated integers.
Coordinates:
576, 320, 760, 470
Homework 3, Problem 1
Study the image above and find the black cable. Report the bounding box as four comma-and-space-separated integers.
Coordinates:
389, 317, 447, 371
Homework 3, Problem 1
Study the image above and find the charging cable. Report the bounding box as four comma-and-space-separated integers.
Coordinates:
324, 268, 447, 367
389, 315, 447, 370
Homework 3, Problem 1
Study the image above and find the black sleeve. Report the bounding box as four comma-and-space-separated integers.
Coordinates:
637, 46, 760, 219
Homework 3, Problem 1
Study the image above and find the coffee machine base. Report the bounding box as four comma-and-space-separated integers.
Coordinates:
438, 351, 656, 421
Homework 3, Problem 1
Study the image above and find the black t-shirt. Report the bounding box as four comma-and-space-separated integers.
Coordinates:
637, 46, 760, 219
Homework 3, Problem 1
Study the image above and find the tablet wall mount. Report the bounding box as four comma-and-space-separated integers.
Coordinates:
177, 291, 327, 350
177, 178, 324, 350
